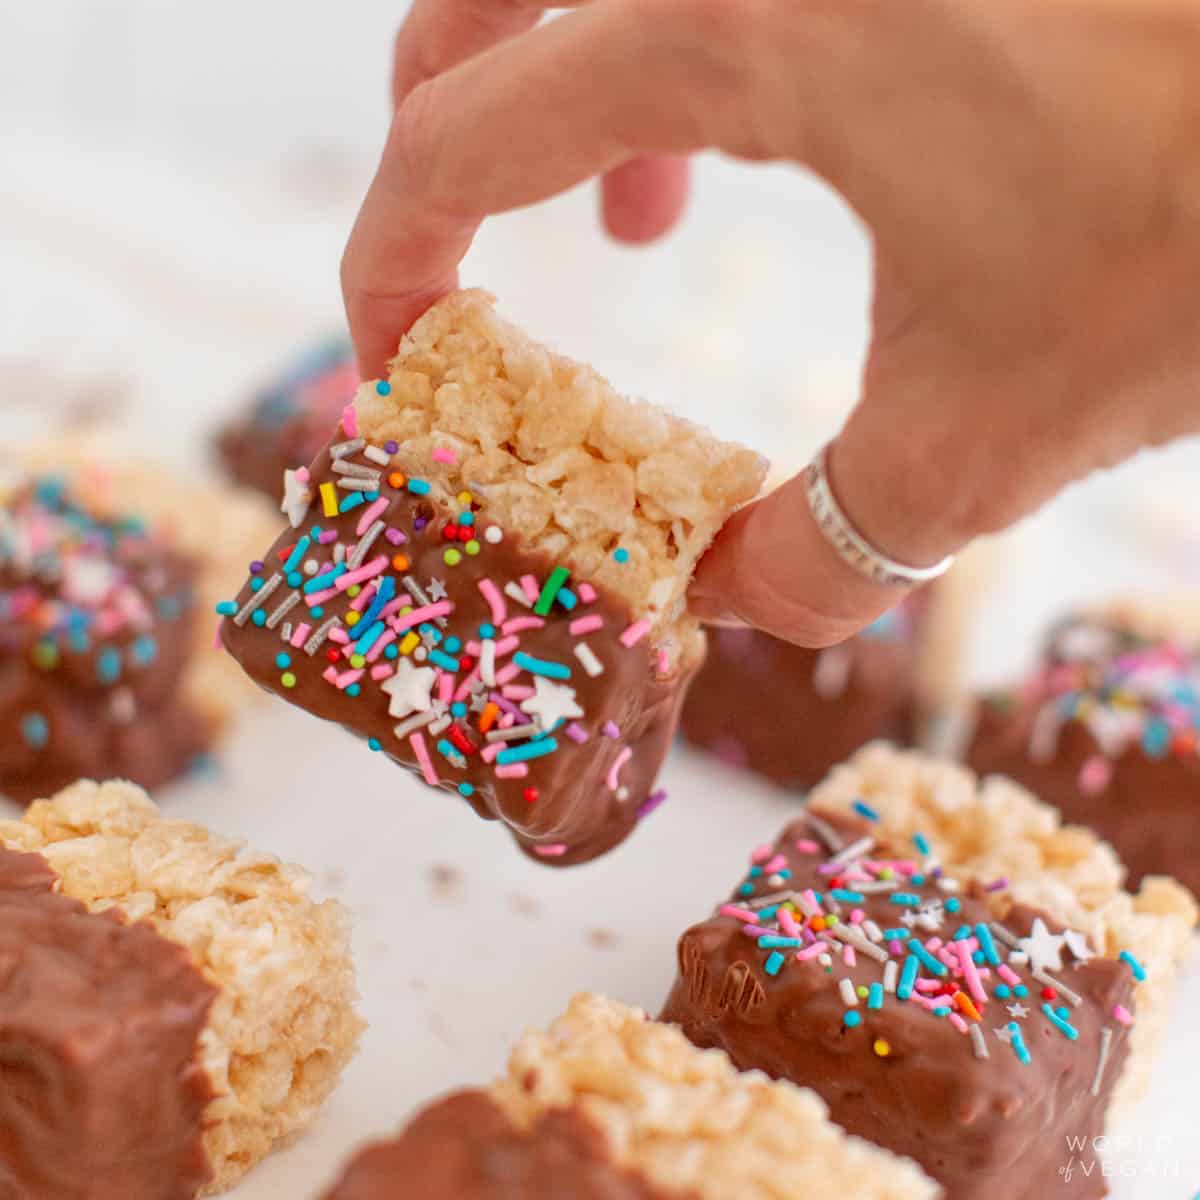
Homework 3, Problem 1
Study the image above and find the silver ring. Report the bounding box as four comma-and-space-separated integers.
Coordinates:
804, 443, 954, 587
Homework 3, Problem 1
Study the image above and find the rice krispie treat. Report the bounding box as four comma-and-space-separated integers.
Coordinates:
219, 291, 766, 864
216, 336, 356, 500
319, 993, 936, 1200
661, 745, 1196, 1200
0, 779, 362, 1196
967, 602, 1200, 895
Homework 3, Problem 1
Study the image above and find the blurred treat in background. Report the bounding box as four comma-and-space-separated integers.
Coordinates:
216, 336, 357, 499
967, 597, 1200, 897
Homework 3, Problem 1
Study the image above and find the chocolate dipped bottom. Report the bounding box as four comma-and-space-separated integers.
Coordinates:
0, 477, 208, 803
0, 845, 216, 1200
220, 443, 697, 866
680, 605, 922, 789
320, 1091, 678, 1200
966, 613, 1200, 895
661, 811, 1136, 1200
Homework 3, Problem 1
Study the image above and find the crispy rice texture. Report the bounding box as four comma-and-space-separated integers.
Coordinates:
489, 993, 937, 1200
0, 780, 363, 1195
353, 290, 767, 638
13, 443, 280, 737
808, 743, 1198, 1116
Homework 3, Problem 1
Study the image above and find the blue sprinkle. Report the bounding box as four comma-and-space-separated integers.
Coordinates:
384, 644, 399, 660
131, 636, 157, 666
514, 651, 571, 680
304, 565, 346, 594
932, 1006, 950, 1017
852, 799, 880, 822
21, 713, 49, 749
287, 572, 302, 588
910, 874, 926, 887
831, 889, 865, 903
429, 650, 460, 672
252, 611, 267, 627
1042, 1003, 1079, 1040
898, 955, 919, 1000
756, 904, 780, 921
613, 547, 630, 563
443, 636, 462, 654
737, 883, 754, 898
757, 936, 801, 949
975, 924, 1001, 965
1119, 950, 1147, 981
556, 587, 577, 611
945, 897, 962, 914
1142, 719, 1170, 759
868, 983, 884, 1010
748, 866, 764, 878
843, 1010, 862, 1028
310, 606, 324, 618
339, 492, 366, 513
890, 894, 921, 907
68, 628, 90, 653
310, 526, 323, 538
367, 738, 382, 752
908, 939, 948, 977
365, 491, 380, 502
459, 512, 474, 527
407, 479, 431, 496
995, 984, 1012, 999
496, 737, 558, 765
1013, 984, 1029, 998
972, 949, 986, 965
458, 782, 474, 797
451, 702, 468, 718
215, 601, 237, 616
284, 536, 312, 573
96, 647, 121, 683
952, 926, 972, 940
375, 380, 392, 395
913, 832, 931, 855
355, 622, 386, 654
764, 951, 785, 977
250, 577, 264, 592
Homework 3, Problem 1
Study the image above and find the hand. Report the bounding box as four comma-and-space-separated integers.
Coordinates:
342, 0, 1200, 646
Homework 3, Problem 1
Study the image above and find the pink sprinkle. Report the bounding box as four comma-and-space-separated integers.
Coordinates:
927, 937, 944, 951
389, 601, 453, 633
1112, 1005, 1134, 1026
295, 466, 310, 483
619, 618, 651, 648
502, 615, 544, 635
997, 964, 1021, 987
365, 629, 397, 662
478, 579, 507, 625
356, 497, 389, 535
211, 621, 223, 650
453, 668, 479, 702
328, 627, 350, 644
370, 664, 394, 680
1078, 755, 1113, 796
350, 582, 378, 612
606, 747, 633, 791
569, 614, 604, 636
481, 743, 503, 764
384, 527, 406, 545
410, 732, 438, 786
290, 623, 311, 647
317, 529, 339, 544
850, 909, 865, 925
495, 763, 530, 779
956, 941, 988, 1007
341, 404, 358, 436
520, 575, 539, 603
533, 843, 567, 857
794, 839, 821, 854
437, 672, 454, 703
948, 1012, 969, 1035
777, 909, 801, 938
843, 944, 857, 967
578, 583, 596, 604
795, 942, 829, 962
602, 721, 621, 739
888, 940, 905, 957
915, 979, 943, 994
502, 685, 534, 700
742, 924, 763, 937
764, 854, 787, 874
750, 844, 774, 864
495, 662, 521, 685
656, 649, 670, 675
305, 586, 341, 606
334, 668, 364, 688
722, 905, 760, 923
565, 723, 589, 744
335, 556, 388, 590
432, 447, 456, 464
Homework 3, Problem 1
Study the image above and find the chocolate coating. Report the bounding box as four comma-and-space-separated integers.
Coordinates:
216, 338, 355, 500
320, 1090, 680, 1200
661, 812, 1133, 1200
967, 614, 1200, 895
221, 445, 694, 866
0, 845, 216, 1199
680, 603, 923, 790
0, 477, 208, 804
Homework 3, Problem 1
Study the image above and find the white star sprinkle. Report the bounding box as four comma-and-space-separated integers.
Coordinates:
900, 910, 920, 928
1006, 1002, 1030, 1019
1017, 917, 1068, 974
915, 901, 945, 931
993, 1025, 1016, 1045
1064, 929, 1094, 963
380, 659, 436, 719
427, 577, 448, 602
280, 469, 313, 528
521, 676, 583, 733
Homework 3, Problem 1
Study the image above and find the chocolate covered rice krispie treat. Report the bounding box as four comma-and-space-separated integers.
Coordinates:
967, 600, 1200, 895
661, 744, 1196, 1200
216, 336, 356, 501
319, 993, 936, 1200
0, 456, 276, 802
0, 778, 362, 1196
220, 291, 767, 864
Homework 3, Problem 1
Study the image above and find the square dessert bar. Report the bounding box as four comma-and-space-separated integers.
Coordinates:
662, 745, 1197, 1200
220, 291, 766, 864
968, 602, 1200, 895
319, 994, 938, 1200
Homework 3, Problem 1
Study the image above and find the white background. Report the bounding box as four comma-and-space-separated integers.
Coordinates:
2, 4, 1198, 1197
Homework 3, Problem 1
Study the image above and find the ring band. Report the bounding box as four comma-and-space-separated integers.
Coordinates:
804, 443, 955, 588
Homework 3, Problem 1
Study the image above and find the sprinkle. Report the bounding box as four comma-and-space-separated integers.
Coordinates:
1091, 1028, 1114, 1096
907, 939, 948, 977
20, 712, 49, 748
234, 572, 282, 625
565, 722, 589, 743
266, 590, 301, 629
852, 799, 880, 822
569, 614, 604, 636
839, 978, 859, 1007
898, 955, 920, 1000
637, 789, 668, 819
496, 737, 558, 765
477, 578, 507, 626
764, 952, 786, 977
606, 747, 633, 792
513, 651, 571, 680
619, 618, 651, 648
890, 893, 921, 908
432, 447, 456, 464
407, 479, 431, 496
831, 889, 865, 904
1112, 1004, 1134, 1026
843, 1011, 862, 1028
574, 643, 604, 677
364, 444, 391, 466
883, 960, 899, 994
319, 482, 338, 516
913, 832, 931, 855
956, 941, 988, 1008
408, 732, 439, 785
1033, 970, 1082, 1007
304, 617, 342, 655
1008, 1023, 1031, 1065
975, 924, 1001, 965
969, 1024, 989, 1059
759, 935, 802, 950
1119, 950, 1146, 981
495, 763, 530, 779
534, 566, 571, 616
868, 983, 884, 1010
829, 836, 875, 866
1042, 1003, 1079, 1040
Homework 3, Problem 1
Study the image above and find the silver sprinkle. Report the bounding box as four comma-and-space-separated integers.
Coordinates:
233, 573, 282, 625
830, 835, 876, 866
1033, 969, 1082, 1007
486, 724, 539, 744
349, 520, 385, 570
805, 812, 845, 852
304, 616, 341, 655
363, 445, 391, 466
393, 711, 436, 738
970, 1025, 990, 1059
828, 923, 889, 962
336, 475, 381, 491
265, 590, 300, 629
330, 438, 366, 459
989, 921, 1021, 948
1090, 1028, 1113, 1096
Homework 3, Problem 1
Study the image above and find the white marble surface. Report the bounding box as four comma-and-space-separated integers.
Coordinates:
2, 21, 1199, 1193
